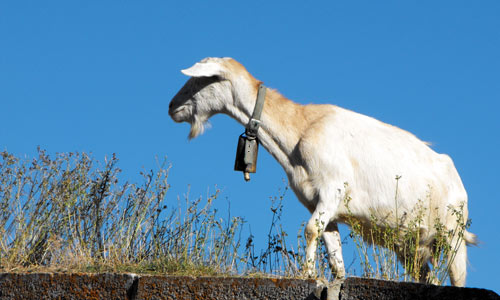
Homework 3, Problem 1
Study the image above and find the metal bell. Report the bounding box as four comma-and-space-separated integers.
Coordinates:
234, 133, 259, 181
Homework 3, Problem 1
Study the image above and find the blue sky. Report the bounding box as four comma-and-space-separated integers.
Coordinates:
1, 1, 499, 292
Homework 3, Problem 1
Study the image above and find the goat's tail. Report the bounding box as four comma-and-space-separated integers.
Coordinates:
464, 230, 478, 246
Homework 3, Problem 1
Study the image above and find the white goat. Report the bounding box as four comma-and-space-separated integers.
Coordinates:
168, 57, 476, 286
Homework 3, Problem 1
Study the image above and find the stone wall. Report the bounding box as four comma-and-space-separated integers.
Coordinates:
0, 273, 498, 300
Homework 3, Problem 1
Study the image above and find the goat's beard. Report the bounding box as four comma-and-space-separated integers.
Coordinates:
188, 115, 210, 140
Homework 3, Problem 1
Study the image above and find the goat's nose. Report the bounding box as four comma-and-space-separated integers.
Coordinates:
169, 102, 173, 109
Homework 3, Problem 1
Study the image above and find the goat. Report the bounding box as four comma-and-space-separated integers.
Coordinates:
168, 57, 476, 286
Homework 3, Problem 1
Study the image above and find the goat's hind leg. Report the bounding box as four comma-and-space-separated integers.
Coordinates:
396, 246, 434, 284
322, 222, 346, 279
449, 236, 467, 287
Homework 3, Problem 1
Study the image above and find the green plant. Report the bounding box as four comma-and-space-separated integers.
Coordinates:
343, 177, 472, 285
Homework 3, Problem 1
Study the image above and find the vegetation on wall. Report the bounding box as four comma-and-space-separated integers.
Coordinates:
0, 150, 468, 285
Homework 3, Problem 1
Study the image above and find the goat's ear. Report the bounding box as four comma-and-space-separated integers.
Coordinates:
181, 59, 225, 77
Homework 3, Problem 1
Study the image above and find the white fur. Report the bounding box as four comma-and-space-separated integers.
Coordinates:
169, 57, 476, 286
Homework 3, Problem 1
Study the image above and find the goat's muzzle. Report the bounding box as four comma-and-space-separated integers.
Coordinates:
168, 105, 186, 123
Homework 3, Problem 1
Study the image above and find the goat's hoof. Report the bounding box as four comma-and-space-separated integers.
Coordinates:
305, 269, 317, 279
332, 270, 346, 281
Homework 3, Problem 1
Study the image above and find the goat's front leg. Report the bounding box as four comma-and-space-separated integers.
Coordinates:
323, 222, 345, 279
304, 199, 337, 277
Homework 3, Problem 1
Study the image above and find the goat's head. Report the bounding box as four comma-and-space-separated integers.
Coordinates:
169, 57, 234, 139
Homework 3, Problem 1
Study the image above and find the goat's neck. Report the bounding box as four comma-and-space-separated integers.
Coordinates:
225, 80, 305, 174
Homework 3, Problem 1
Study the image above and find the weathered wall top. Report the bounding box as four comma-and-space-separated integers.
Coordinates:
0, 273, 498, 300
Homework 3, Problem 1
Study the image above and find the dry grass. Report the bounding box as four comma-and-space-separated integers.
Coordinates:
0, 149, 310, 278
0, 149, 238, 275
0, 149, 468, 284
